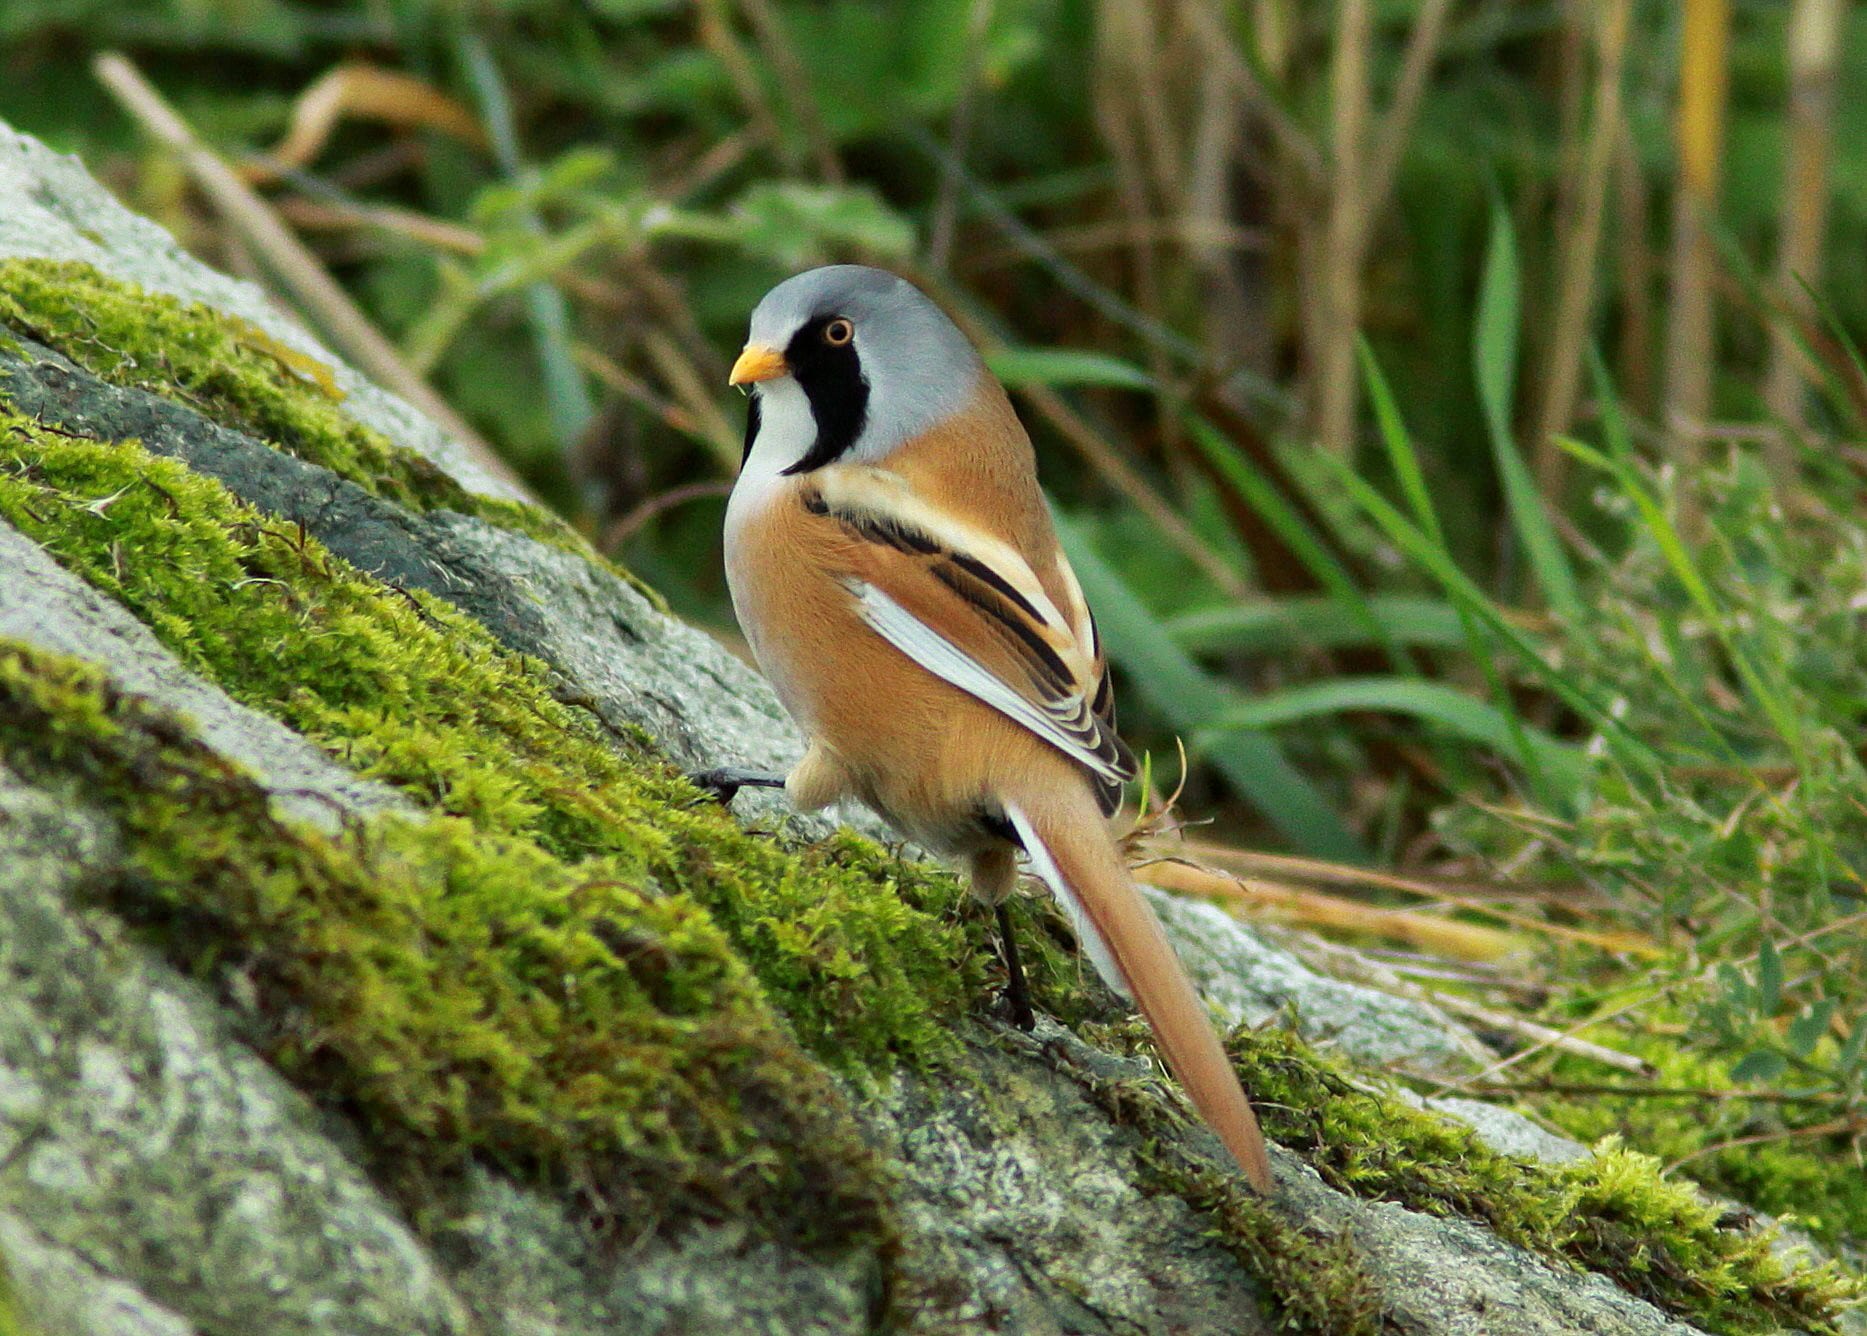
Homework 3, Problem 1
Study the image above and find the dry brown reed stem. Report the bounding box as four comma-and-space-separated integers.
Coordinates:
1176, 838, 1656, 957
274, 197, 485, 257
1533, 0, 1632, 494
91, 52, 528, 496
1309, 0, 1453, 459
1187, 0, 1323, 187
1094, 2, 1174, 417
1614, 118, 1657, 414
1764, 0, 1846, 452
639, 328, 742, 471
1134, 856, 1530, 963
1661, 0, 1732, 476
1416, 992, 1654, 1076
575, 345, 710, 444
1313, 0, 1371, 458
1354, 0, 1453, 263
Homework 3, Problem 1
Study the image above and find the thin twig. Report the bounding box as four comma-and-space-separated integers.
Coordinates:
1354, 0, 1454, 260
1420, 993, 1655, 1076
1465, 1079, 1850, 1105
1662, 1115, 1863, 1176
735, 0, 844, 182
929, 0, 997, 272
602, 481, 735, 551
1016, 381, 1251, 597
91, 52, 527, 495
904, 126, 1293, 412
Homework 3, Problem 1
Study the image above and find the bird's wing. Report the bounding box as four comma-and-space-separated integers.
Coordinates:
806, 466, 1134, 807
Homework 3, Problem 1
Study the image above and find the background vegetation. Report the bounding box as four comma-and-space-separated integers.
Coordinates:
2, 0, 1862, 1254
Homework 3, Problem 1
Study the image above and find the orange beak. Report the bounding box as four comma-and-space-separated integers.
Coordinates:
729, 343, 788, 386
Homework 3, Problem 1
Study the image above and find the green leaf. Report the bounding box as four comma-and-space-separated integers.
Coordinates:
1053, 512, 1367, 863
1311, 448, 1649, 783
1838, 1014, 1867, 1075
1360, 338, 1442, 542
1757, 939, 1783, 1016
1730, 1049, 1788, 1085
725, 182, 916, 267
1717, 962, 1754, 1013
985, 347, 1153, 391
1184, 417, 1402, 668
1787, 999, 1838, 1058
1200, 676, 1588, 802
1165, 595, 1467, 656
1473, 202, 1581, 621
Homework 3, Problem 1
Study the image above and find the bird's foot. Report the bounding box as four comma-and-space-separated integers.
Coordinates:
997, 903, 1038, 1032
687, 766, 787, 805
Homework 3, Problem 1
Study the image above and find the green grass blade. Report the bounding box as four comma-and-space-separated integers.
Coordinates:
1358, 339, 1554, 800
1201, 676, 1588, 803
1184, 416, 1405, 669
1054, 512, 1368, 862
458, 32, 595, 449
1165, 595, 1466, 657
1310, 450, 1653, 780
985, 347, 1154, 391
1554, 432, 1806, 758
1475, 201, 1581, 620
1360, 338, 1442, 542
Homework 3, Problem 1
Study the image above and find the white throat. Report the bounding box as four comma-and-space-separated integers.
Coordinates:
724, 377, 816, 574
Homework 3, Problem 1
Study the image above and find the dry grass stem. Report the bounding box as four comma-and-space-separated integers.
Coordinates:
1661, 0, 1732, 476
1533, 0, 1631, 493
92, 51, 527, 494
240, 63, 486, 185
1313, 0, 1371, 457
1764, 0, 1846, 448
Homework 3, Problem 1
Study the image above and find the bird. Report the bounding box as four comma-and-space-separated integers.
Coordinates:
692, 264, 1276, 1194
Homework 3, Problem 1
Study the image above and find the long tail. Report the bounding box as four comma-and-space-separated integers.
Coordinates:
1005, 788, 1276, 1194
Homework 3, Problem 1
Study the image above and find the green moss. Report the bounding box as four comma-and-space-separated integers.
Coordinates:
0, 417, 1000, 1074
0, 637, 892, 1249
1065, 1051, 1384, 1336
6, 371, 1846, 1327
0, 1261, 28, 1336
1531, 1037, 1867, 1251
1202, 1024, 1857, 1335
0, 257, 642, 586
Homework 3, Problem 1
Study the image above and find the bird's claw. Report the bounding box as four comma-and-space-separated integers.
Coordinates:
687, 766, 786, 805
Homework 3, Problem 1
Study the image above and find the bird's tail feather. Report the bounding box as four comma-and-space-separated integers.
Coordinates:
1004, 791, 1276, 1194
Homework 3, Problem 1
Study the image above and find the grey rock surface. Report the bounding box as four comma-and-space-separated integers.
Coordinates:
0, 770, 471, 1336
1146, 886, 1492, 1078
0, 124, 520, 505
0, 115, 1816, 1336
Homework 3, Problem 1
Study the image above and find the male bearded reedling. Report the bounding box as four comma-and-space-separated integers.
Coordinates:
693, 264, 1276, 1195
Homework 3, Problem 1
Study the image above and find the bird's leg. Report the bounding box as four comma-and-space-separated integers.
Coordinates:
687, 766, 787, 804
996, 902, 1037, 1032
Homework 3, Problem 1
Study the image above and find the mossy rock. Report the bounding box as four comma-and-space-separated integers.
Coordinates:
0, 120, 1857, 1336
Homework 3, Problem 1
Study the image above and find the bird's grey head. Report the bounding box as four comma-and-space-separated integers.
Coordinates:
731, 265, 983, 473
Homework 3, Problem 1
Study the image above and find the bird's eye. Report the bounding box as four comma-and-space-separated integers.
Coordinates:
823, 318, 854, 346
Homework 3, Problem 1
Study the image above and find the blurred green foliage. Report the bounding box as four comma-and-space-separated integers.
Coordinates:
3, 0, 1865, 1247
